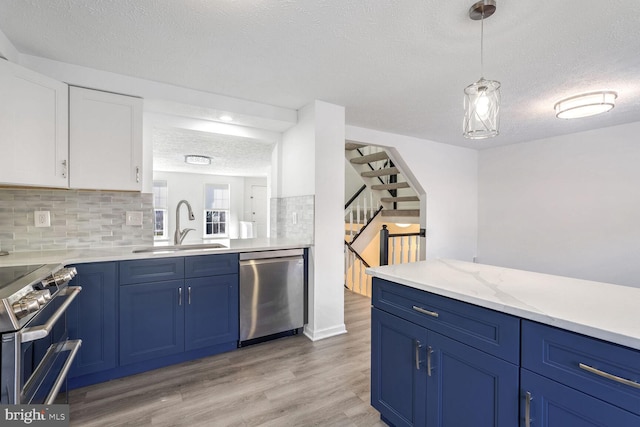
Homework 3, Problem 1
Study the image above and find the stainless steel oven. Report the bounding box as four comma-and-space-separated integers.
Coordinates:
0, 264, 82, 405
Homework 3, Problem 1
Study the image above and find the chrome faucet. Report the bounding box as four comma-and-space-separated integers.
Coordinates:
174, 200, 195, 245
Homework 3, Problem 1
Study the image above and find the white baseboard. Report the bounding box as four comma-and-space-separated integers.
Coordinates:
303, 323, 348, 341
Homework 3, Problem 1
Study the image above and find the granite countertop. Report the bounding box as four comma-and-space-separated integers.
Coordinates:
0, 238, 312, 267
366, 259, 640, 351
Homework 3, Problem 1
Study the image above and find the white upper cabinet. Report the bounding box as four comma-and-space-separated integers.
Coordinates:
69, 86, 143, 191
0, 59, 69, 188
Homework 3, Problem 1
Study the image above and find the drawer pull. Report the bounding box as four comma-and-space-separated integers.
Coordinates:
427, 346, 433, 377
178, 287, 182, 306
415, 340, 423, 370
412, 305, 439, 318
579, 363, 640, 389
525, 391, 533, 427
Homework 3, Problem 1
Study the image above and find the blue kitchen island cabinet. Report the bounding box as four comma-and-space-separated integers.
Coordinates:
521, 370, 639, 426
371, 307, 428, 427
521, 320, 640, 426
371, 278, 519, 427
370, 263, 640, 427
67, 262, 117, 380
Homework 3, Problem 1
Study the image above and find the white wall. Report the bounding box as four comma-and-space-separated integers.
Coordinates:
478, 122, 640, 288
345, 158, 365, 204
153, 171, 265, 242
275, 104, 316, 198
279, 101, 347, 341
346, 126, 478, 262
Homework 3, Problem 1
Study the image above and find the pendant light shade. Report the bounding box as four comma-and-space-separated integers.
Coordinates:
463, 0, 500, 140
464, 78, 500, 139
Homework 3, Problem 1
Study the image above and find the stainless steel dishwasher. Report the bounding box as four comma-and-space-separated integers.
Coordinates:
239, 249, 305, 344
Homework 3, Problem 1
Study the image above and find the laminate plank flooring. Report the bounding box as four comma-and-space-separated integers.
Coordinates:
68, 289, 386, 427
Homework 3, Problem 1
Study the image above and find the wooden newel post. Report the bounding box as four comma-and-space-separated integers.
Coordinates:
380, 224, 389, 266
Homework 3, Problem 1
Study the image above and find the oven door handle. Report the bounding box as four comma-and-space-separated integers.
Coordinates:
20, 286, 82, 343
45, 339, 82, 405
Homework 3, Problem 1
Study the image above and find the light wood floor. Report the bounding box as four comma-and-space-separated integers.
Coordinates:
68, 290, 386, 427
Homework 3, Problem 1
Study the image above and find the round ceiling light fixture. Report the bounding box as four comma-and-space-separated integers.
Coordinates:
219, 114, 234, 122
184, 155, 211, 165
554, 91, 617, 119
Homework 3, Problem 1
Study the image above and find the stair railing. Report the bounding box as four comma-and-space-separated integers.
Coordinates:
345, 187, 381, 243
344, 241, 372, 297
379, 225, 424, 266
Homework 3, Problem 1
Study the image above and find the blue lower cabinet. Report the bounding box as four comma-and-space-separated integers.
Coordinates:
67, 262, 117, 378
119, 280, 185, 365
372, 306, 518, 427
185, 274, 238, 351
426, 332, 519, 426
521, 369, 640, 427
372, 307, 428, 427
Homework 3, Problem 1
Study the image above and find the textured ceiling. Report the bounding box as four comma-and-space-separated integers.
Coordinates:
1, 0, 639, 150
152, 128, 273, 176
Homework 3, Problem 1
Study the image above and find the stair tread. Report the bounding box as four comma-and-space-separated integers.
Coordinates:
350, 151, 389, 164
361, 167, 399, 178
345, 141, 366, 151
381, 196, 419, 202
371, 182, 410, 190
381, 209, 420, 217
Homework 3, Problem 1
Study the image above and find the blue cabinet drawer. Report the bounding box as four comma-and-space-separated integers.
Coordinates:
372, 278, 520, 364
120, 257, 184, 285
522, 320, 640, 416
185, 253, 238, 278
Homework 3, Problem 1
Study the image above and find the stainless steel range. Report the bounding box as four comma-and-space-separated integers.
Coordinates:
0, 263, 82, 405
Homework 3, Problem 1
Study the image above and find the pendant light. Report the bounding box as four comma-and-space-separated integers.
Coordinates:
463, 0, 501, 139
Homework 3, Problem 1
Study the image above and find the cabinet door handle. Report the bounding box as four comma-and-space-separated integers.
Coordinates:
135, 166, 140, 183
579, 363, 640, 389
524, 391, 532, 427
188, 286, 191, 305
412, 305, 439, 318
61, 160, 68, 179
415, 340, 423, 370
427, 346, 433, 377
178, 287, 182, 306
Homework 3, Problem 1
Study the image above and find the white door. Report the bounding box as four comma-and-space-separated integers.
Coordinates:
250, 185, 268, 238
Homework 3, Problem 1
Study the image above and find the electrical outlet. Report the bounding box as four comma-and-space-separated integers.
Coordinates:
34, 211, 51, 228
126, 211, 143, 226
292, 212, 297, 225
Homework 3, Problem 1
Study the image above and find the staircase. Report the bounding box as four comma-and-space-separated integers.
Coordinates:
344, 142, 421, 297
345, 143, 420, 222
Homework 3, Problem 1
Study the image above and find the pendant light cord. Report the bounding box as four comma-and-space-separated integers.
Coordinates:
480, 11, 484, 78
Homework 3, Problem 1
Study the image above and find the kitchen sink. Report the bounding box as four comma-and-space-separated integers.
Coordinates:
132, 243, 227, 253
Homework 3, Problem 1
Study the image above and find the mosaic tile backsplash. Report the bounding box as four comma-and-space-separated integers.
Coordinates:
270, 195, 314, 242
0, 188, 154, 252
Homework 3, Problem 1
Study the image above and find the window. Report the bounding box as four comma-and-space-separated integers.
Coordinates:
153, 180, 168, 240
204, 184, 230, 237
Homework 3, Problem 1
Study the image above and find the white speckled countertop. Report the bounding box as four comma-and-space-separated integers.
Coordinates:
0, 238, 311, 267
367, 259, 640, 351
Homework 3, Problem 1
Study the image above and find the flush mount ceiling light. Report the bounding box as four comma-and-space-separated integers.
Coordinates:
463, 0, 501, 140
554, 91, 617, 119
219, 115, 234, 122
184, 155, 211, 165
